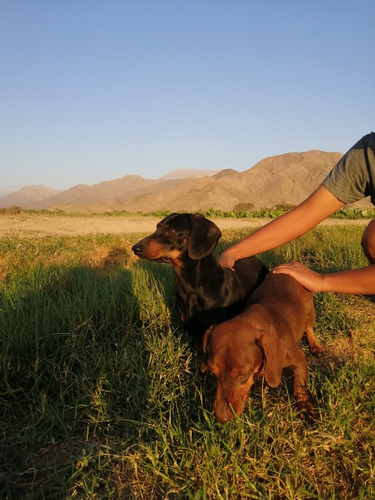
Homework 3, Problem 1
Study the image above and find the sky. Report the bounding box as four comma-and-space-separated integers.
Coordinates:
1, 1, 374, 192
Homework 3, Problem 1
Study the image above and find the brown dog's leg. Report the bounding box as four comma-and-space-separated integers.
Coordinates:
305, 326, 324, 357
286, 346, 315, 420
304, 302, 323, 357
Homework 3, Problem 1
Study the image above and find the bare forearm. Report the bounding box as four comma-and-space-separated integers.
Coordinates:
225, 211, 312, 260
319, 266, 375, 295
220, 185, 345, 264
272, 262, 375, 295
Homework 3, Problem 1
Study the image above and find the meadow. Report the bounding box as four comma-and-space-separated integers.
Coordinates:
1, 221, 374, 499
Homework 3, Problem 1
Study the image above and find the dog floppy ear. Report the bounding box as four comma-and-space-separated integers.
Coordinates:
188, 214, 222, 260
201, 325, 215, 373
256, 330, 287, 388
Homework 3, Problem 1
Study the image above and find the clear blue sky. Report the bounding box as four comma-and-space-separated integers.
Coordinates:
1, 0, 374, 192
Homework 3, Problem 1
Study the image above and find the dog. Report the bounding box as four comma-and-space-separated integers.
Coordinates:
201, 273, 323, 422
132, 213, 268, 341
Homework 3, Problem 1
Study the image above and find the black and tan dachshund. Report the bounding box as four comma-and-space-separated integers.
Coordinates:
132, 213, 268, 340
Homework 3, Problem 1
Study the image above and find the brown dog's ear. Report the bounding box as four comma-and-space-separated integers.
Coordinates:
256, 331, 287, 388
201, 325, 215, 372
188, 214, 222, 260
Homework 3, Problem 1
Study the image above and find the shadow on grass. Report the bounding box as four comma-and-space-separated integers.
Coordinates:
0, 258, 152, 498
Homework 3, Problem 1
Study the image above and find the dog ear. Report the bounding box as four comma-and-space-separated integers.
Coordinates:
256, 331, 287, 388
201, 325, 215, 372
188, 214, 222, 260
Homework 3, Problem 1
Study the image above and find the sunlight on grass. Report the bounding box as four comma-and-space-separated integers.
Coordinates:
1, 225, 374, 498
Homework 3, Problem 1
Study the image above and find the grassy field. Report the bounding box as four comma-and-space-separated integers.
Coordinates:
1, 223, 375, 499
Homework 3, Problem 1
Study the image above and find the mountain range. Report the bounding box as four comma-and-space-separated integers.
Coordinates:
1, 150, 370, 213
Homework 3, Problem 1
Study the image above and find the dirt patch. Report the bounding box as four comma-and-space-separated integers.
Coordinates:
0, 214, 267, 238
0, 213, 371, 238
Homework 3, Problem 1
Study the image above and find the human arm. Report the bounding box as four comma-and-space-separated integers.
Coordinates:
219, 185, 345, 269
271, 261, 375, 295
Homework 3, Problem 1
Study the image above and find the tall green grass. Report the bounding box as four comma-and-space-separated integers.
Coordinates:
1, 225, 374, 498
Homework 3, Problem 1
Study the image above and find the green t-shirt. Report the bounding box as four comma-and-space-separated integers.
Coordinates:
322, 132, 375, 206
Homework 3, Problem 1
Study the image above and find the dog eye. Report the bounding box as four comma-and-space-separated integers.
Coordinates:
168, 228, 176, 235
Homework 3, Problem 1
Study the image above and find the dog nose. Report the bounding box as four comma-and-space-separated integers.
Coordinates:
214, 400, 235, 423
215, 410, 233, 424
132, 243, 144, 255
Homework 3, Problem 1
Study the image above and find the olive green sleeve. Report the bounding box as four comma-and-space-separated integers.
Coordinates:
322, 133, 375, 205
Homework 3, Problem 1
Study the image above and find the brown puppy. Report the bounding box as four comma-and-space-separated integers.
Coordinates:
201, 273, 323, 423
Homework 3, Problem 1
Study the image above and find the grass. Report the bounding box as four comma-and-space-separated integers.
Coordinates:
1, 225, 375, 498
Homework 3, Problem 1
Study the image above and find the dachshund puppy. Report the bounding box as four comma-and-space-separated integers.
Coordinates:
132, 213, 268, 340
201, 273, 323, 422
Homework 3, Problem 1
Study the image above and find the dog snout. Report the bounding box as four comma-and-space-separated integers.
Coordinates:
215, 407, 235, 424
214, 397, 236, 423
132, 242, 144, 256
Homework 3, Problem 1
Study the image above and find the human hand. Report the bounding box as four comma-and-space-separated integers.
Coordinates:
218, 250, 236, 271
271, 262, 324, 293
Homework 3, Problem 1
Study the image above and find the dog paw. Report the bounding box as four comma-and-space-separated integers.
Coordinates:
297, 399, 318, 424
309, 343, 324, 357
300, 407, 318, 424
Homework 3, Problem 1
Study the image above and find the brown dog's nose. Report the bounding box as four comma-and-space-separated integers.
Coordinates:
215, 412, 233, 424
214, 399, 236, 423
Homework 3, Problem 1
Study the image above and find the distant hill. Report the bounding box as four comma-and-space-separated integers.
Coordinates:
110, 150, 343, 213
2, 150, 370, 213
34, 175, 155, 210
0, 185, 61, 209
159, 168, 219, 181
